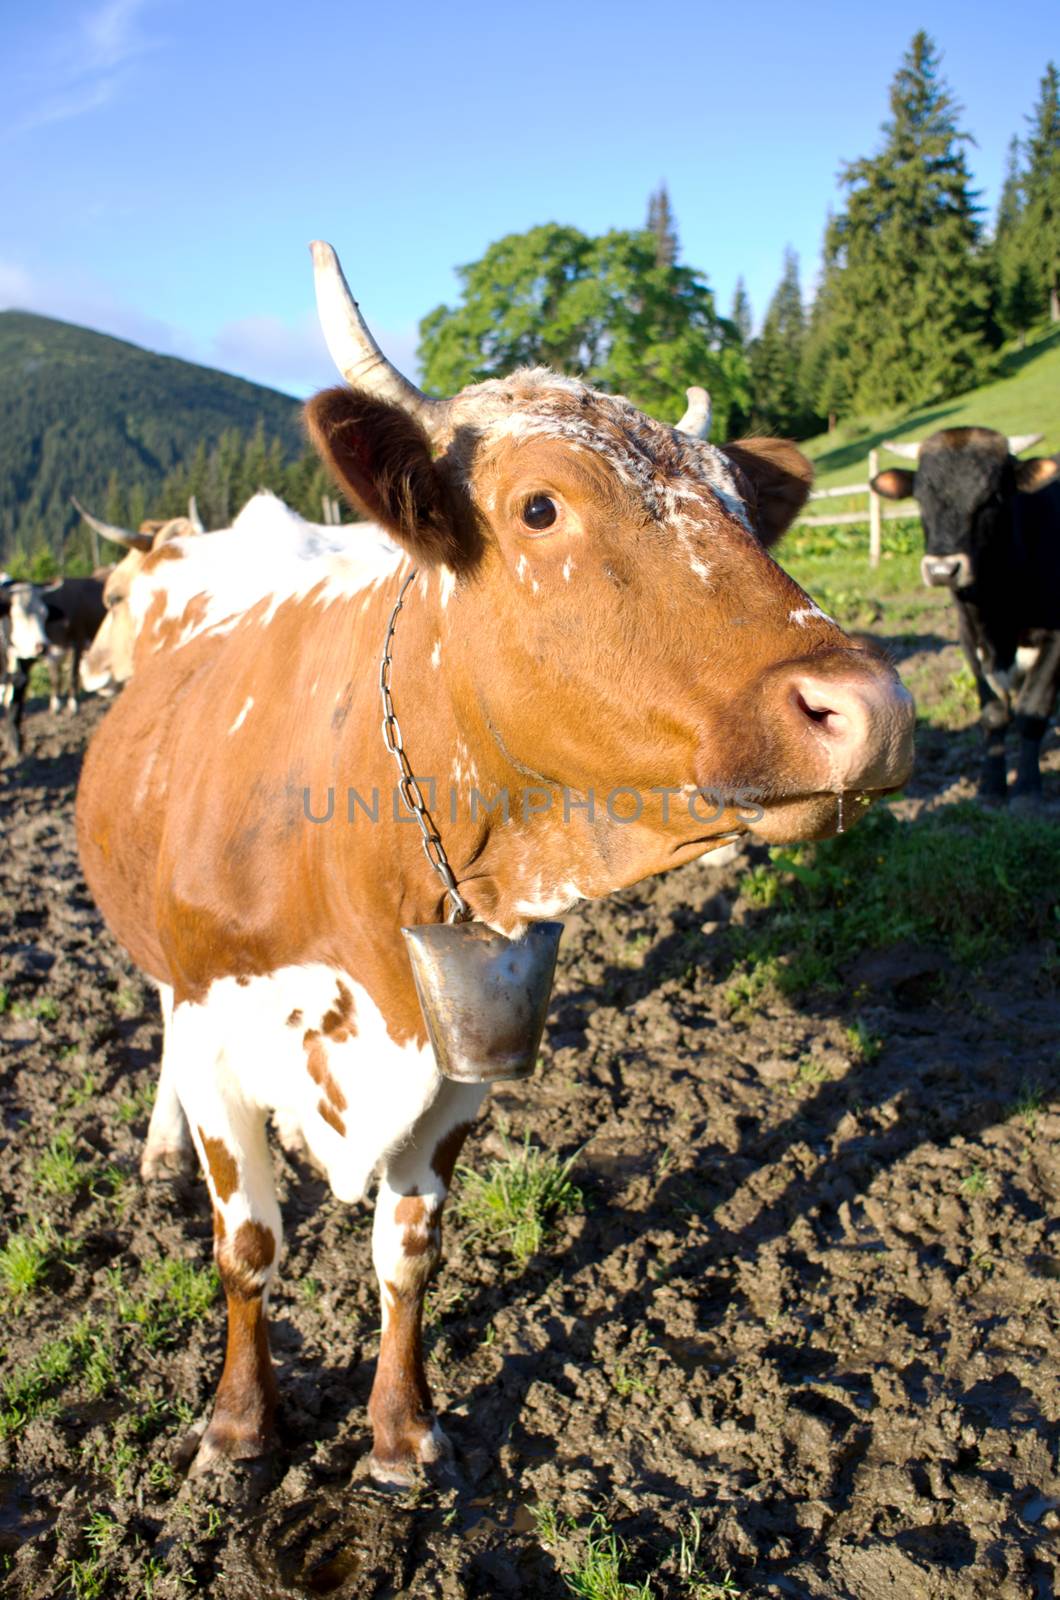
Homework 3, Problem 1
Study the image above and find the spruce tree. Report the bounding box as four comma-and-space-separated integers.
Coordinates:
749, 249, 812, 435
1019, 62, 1060, 322
817, 32, 989, 414
646, 183, 679, 268
730, 278, 753, 345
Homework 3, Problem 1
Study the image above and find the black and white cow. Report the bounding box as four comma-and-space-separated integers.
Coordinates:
0, 580, 50, 757
873, 427, 1060, 803
1, 577, 106, 756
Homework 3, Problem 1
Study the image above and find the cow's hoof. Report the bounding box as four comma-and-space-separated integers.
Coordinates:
368, 1421, 456, 1489
177, 1416, 275, 1478
65, 699, 78, 715
48, 698, 61, 715
140, 1139, 197, 1182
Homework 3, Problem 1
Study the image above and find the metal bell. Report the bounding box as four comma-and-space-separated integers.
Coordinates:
402, 920, 563, 1083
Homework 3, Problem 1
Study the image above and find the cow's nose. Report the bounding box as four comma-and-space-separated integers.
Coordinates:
921, 556, 961, 587
784, 667, 915, 791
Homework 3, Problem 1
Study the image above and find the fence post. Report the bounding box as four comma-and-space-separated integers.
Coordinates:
867, 448, 881, 569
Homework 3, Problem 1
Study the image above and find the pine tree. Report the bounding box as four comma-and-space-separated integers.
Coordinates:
815, 32, 990, 415
749, 249, 813, 435
730, 278, 753, 346
646, 183, 679, 268
1019, 62, 1060, 322
996, 135, 1024, 242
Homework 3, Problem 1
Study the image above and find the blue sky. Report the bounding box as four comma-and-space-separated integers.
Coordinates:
1, 0, 1054, 398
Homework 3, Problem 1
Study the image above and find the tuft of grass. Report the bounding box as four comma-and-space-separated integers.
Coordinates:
114, 986, 141, 1016
454, 1132, 582, 1265
960, 1166, 991, 1198
0, 1219, 57, 1299
728, 804, 1060, 998
117, 1081, 155, 1124
36, 1133, 94, 1197
107, 1258, 218, 1349
564, 1516, 653, 1600
788, 1057, 830, 1096
1009, 1080, 1046, 1134
674, 1513, 741, 1598
0, 1320, 99, 1439
845, 1019, 883, 1064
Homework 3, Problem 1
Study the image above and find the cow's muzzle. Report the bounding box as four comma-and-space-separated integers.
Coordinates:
921, 554, 972, 589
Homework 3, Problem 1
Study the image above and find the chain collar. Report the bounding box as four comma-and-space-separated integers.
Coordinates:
380, 569, 472, 924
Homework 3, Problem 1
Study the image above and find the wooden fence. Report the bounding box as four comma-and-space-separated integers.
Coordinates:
795, 447, 921, 568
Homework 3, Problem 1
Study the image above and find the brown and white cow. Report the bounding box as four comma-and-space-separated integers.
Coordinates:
77, 496, 366, 694
76, 242, 915, 1483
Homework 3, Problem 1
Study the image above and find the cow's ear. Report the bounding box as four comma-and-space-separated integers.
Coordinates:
871, 468, 916, 501
720, 438, 814, 547
1014, 456, 1060, 495
305, 387, 475, 570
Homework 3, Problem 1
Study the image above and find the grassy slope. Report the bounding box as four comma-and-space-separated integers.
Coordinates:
801, 326, 1060, 490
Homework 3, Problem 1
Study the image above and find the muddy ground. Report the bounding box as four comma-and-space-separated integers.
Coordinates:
1, 594, 1059, 1600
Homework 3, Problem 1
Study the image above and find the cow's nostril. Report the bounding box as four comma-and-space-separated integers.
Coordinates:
795, 691, 849, 736
796, 692, 832, 724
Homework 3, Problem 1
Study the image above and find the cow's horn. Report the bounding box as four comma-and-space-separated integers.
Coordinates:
71, 497, 153, 553
188, 495, 205, 534
676, 386, 712, 439
882, 439, 921, 460
1008, 432, 1044, 454
310, 241, 449, 435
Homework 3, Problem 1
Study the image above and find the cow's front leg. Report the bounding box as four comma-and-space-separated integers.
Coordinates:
1013, 713, 1046, 801
47, 653, 62, 715
175, 1039, 282, 1474
66, 646, 81, 714
978, 695, 1010, 802
368, 1080, 486, 1485
1013, 637, 1060, 803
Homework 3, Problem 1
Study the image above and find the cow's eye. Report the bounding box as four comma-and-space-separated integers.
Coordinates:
521, 495, 558, 532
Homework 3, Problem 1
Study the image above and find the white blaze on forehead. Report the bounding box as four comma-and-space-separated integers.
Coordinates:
430, 639, 441, 669
438, 567, 456, 609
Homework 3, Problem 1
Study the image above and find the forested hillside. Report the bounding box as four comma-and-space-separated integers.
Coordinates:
0, 312, 304, 565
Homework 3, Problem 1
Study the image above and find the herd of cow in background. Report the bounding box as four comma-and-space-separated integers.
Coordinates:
2, 426, 1058, 802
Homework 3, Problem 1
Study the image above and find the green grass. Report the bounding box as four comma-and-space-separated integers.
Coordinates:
36, 1133, 95, 1198
106, 1258, 218, 1349
454, 1131, 583, 1265
562, 1516, 653, 1600
0, 1321, 97, 1438
531, 1507, 740, 1600
728, 803, 1060, 999
800, 325, 1060, 490
0, 1219, 58, 1299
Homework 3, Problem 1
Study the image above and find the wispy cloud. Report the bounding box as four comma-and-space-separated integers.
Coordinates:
10, 0, 158, 136
0, 256, 421, 398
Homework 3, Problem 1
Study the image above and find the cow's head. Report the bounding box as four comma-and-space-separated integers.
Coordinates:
5, 583, 50, 662
305, 243, 914, 850
74, 501, 198, 691
872, 428, 1059, 590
